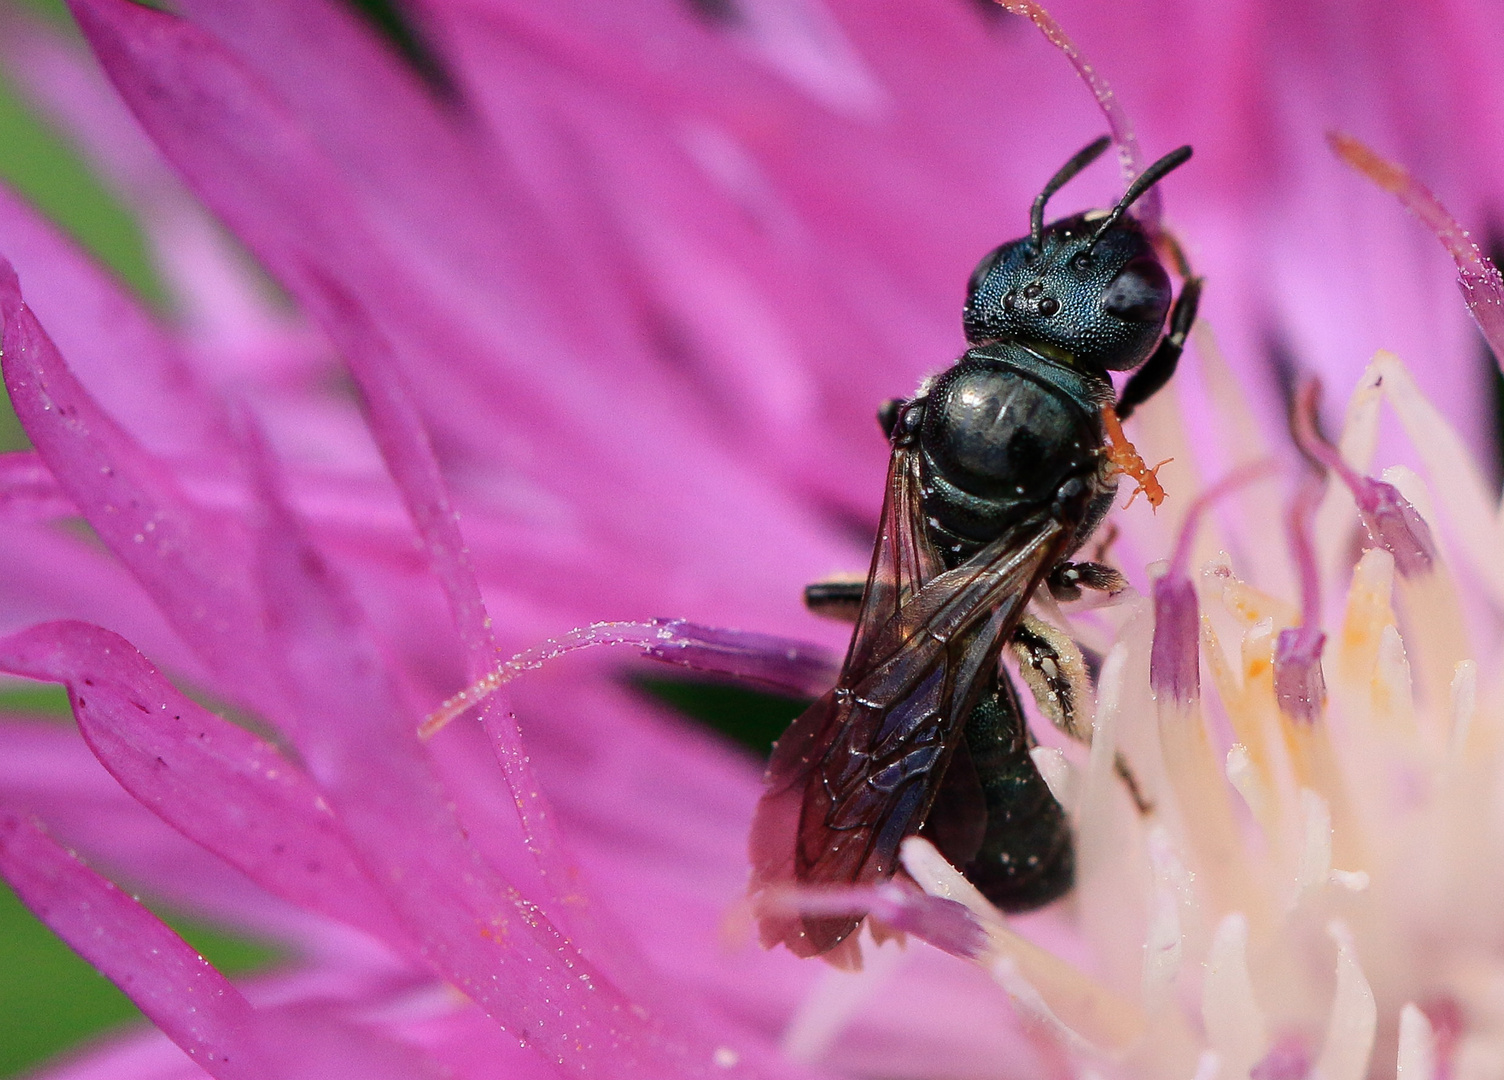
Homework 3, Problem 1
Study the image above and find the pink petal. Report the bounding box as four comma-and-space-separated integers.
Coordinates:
0, 523, 205, 684
0, 183, 227, 459
234, 300, 577, 917
1, 813, 455, 1079
169, 0, 587, 350
0, 259, 277, 713
67, 0, 574, 410
0, 450, 75, 522
70, 0, 865, 641
0, 7, 292, 354
0, 720, 390, 950
0, 812, 285, 1080
30, 1029, 212, 1080
0, 619, 408, 947
278, 278, 493, 667
240, 406, 769, 1078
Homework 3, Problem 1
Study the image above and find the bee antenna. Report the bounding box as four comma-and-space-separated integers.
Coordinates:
1031, 135, 1113, 251
1089, 145, 1194, 245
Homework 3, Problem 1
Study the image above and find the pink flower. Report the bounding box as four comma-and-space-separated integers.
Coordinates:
4, 1, 1504, 1078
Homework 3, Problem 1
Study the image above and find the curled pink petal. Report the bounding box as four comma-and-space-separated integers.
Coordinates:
0, 812, 278, 1080
0, 619, 407, 946
0, 258, 274, 711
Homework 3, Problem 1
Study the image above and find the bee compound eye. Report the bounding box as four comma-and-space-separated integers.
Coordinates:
1101, 257, 1172, 323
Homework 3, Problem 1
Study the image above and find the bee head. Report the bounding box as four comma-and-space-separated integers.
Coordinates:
963, 139, 1191, 373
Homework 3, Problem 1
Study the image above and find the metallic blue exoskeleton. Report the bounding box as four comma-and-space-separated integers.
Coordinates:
754, 136, 1200, 957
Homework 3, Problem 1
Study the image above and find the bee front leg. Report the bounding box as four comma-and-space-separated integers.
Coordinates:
1115, 275, 1202, 420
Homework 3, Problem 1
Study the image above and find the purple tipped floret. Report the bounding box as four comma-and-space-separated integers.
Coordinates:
1274, 625, 1328, 726
1151, 574, 1201, 706
1150, 463, 1274, 707
1331, 133, 1504, 372
644, 619, 842, 699
1291, 378, 1435, 579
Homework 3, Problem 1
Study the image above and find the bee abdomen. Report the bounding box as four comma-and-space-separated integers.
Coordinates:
959, 677, 1074, 912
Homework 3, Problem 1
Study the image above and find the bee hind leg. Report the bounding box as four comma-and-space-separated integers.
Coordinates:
802, 578, 865, 623
1009, 615, 1153, 815
1009, 615, 1093, 742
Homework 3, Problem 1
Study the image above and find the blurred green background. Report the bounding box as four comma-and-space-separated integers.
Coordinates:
0, 6, 807, 1073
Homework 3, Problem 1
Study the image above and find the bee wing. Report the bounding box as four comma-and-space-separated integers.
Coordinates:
842, 443, 947, 675
750, 446, 1072, 956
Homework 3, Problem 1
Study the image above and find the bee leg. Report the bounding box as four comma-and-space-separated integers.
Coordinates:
1010, 615, 1092, 741
802, 579, 865, 623
1115, 275, 1202, 420
1009, 616, 1153, 815
1045, 560, 1127, 602
1088, 521, 1120, 564
958, 670, 1073, 912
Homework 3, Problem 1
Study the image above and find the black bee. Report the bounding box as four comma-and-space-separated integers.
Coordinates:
750, 136, 1200, 957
